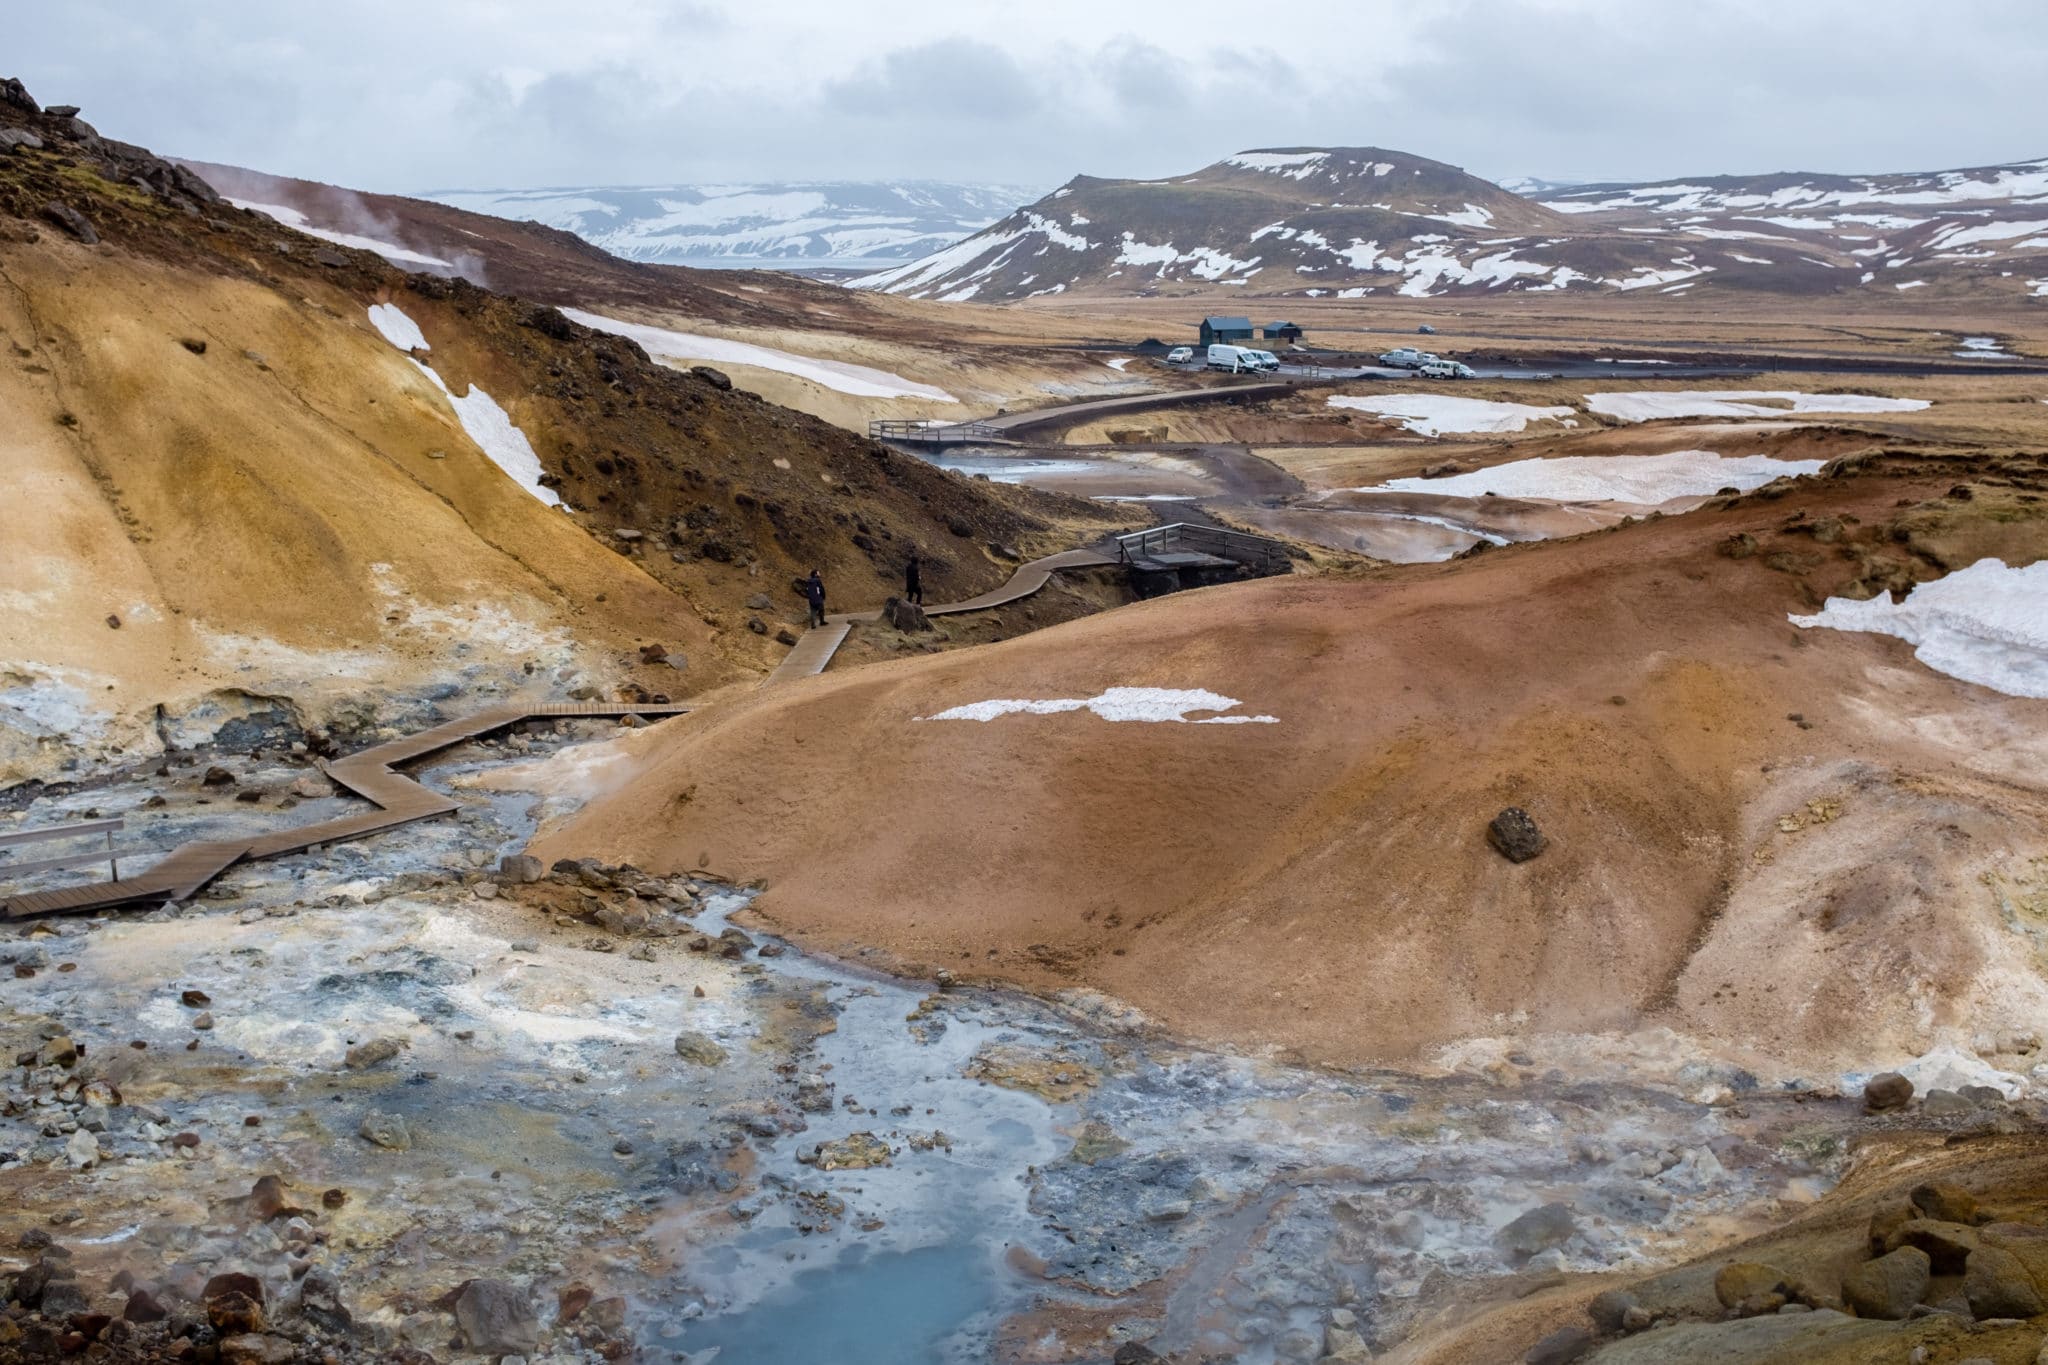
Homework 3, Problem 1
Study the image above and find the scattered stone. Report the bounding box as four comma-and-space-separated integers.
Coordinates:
802, 1131, 894, 1170
289, 774, 332, 799
557, 1282, 594, 1324
192, 1012, 214, 1030
249, 1175, 305, 1220
1841, 1246, 1930, 1320
202, 765, 236, 786
359, 1109, 412, 1150
122, 1289, 167, 1323
1497, 1202, 1576, 1260
204, 1274, 266, 1334
674, 1032, 728, 1066
1863, 1072, 1914, 1112
64, 1128, 100, 1169
1420, 461, 1464, 479
321, 1188, 348, 1210
219, 1332, 294, 1364
345, 1037, 406, 1069
1487, 807, 1546, 863
1921, 1088, 1973, 1116
38, 1036, 79, 1068
453, 1278, 541, 1355
885, 596, 933, 632
776, 627, 800, 646
747, 616, 768, 634
692, 365, 732, 391
499, 853, 545, 883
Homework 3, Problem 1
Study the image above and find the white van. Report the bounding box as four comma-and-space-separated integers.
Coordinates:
1207, 343, 1279, 373
1417, 359, 1475, 380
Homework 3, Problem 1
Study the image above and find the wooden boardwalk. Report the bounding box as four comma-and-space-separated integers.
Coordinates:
1, 701, 688, 920
765, 548, 1118, 683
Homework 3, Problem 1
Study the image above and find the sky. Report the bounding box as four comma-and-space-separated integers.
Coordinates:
11, 0, 2048, 194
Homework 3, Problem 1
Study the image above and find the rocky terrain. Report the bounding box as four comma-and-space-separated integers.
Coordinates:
854, 146, 2048, 304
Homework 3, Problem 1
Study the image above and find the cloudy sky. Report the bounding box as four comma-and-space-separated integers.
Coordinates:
13, 0, 2047, 193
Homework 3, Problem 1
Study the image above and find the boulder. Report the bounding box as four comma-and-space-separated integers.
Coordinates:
38, 201, 98, 244
885, 596, 933, 633
1525, 1326, 1592, 1365
1420, 462, 1464, 479
1884, 1219, 1977, 1273
0, 77, 38, 113
499, 854, 545, 883
1921, 1088, 1973, 1116
1841, 1246, 1930, 1320
1487, 807, 1546, 863
344, 1037, 405, 1069
692, 366, 732, 391
358, 1109, 412, 1150
1964, 1245, 2045, 1319
1497, 1202, 1575, 1260
1863, 1072, 1914, 1112
674, 1032, 727, 1066
1714, 1262, 1788, 1309
453, 1278, 540, 1355
1910, 1183, 1982, 1226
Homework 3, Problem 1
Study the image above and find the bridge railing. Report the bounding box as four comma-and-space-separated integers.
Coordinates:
0, 818, 127, 885
1114, 522, 1288, 572
869, 419, 1004, 445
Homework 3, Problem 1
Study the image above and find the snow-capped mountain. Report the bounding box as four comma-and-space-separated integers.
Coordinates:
420, 181, 1040, 271
855, 147, 2048, 303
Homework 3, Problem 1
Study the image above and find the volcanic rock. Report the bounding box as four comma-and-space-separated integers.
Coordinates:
1911, 1182, 1983, 1226
41, 202, 99, 245
674, 1031, 727, 1066
1864, 1072, 1914, 1112
885, 596, 933, 632
453, 1278, 541, 1355
1497, 1202, 1575, 1260
1487, 807, 1545, 862
1964, 1245, 2045, 1319
1841, 1246, 1930, 1320
1525, 1325, 1592, 1365
358, 1109, 412, 1150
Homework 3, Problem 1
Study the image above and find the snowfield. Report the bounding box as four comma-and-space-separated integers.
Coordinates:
1791, 559, 2048, 699
1369, 451, 1826, 504
1586, 390, 1930, 422
559, 308, 955, 403
1328, 394, 1573, 436
925, 687, 1279, 725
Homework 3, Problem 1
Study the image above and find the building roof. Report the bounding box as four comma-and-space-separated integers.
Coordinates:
1203, 316, 1253, 330
1267, 320, 1298, 328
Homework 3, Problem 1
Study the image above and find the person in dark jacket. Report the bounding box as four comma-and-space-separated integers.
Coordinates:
904, 552, 923, 605
804, 569, 826, 627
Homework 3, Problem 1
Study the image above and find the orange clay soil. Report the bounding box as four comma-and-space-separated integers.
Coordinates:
541, 467, 2048, 1071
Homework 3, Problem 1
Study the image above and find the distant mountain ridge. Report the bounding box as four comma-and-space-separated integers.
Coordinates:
420, 181, 1041, 271
855, 146, 2048, 303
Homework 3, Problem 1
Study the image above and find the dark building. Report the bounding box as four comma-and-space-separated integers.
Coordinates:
1263, 321, 1304, 342
1199, 315, 1254, 346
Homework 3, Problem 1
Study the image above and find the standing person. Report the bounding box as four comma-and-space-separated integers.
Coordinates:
804, 569, 826, 628
904, 551, 923, 606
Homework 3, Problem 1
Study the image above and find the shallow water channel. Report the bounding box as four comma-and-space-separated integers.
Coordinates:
2, 724, 1870, 1363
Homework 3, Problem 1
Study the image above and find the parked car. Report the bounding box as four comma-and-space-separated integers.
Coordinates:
1417, 324, 1437, 334
1165, 346, 1195, 364
1418, 359, 1475, 380
1377, 348, 1436, 369
1206, 343, 1280, 373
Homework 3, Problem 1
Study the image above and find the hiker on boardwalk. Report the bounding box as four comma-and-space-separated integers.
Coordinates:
904, 551, 923, 605
804, 569, 826, 627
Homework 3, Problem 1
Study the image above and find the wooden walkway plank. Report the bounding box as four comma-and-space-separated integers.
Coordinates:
1, 702, 689, 920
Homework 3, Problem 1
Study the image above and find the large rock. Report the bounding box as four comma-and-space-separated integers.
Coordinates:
1586, 1311, 1891, 1363
1587, 1288, 1642, 1332
0, 77, 38, 114
453, 1278, 540, 1355
1964, 1245, 2046, 1319
1714, 1262, 1788, 1309
358, 1109, 412, 1150
1496, 1202, 1575, 1260
40, 202, 99, 245
674, 1031, 727, 1066
1884, 1219, 1977, 1273
1841, 1246, 1930, 1320
884, 596, 933, 633
1863, 1072, 1914, 1112
1910, 1182, 1983, 1226
1487, 807, 1546, 863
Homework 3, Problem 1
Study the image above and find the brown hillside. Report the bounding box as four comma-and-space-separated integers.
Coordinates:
0, 81, 1102, 783
543, 461, 2048, 1072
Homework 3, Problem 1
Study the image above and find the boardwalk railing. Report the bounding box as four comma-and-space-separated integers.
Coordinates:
869, 419, 1004, 445
1115, 523, 1289, 573
0, 818, 129, 884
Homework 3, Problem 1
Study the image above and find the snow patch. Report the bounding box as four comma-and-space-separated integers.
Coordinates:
1327, 394, 1573, 436
230, 199, 454, 269
1790, 558, 2048, 699
559, 308, 954, 402
407, 362, 562, 507
1586, 390, 1930, 422
367, 303, 429, 353
1371, 451, 1824, 504
924, 687, 1278, 725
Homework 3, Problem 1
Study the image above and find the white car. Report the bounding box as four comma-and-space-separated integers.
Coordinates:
1418, 359, 1475, 380
1378, 348, 1435, 369
1166, 346, 1195, 364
